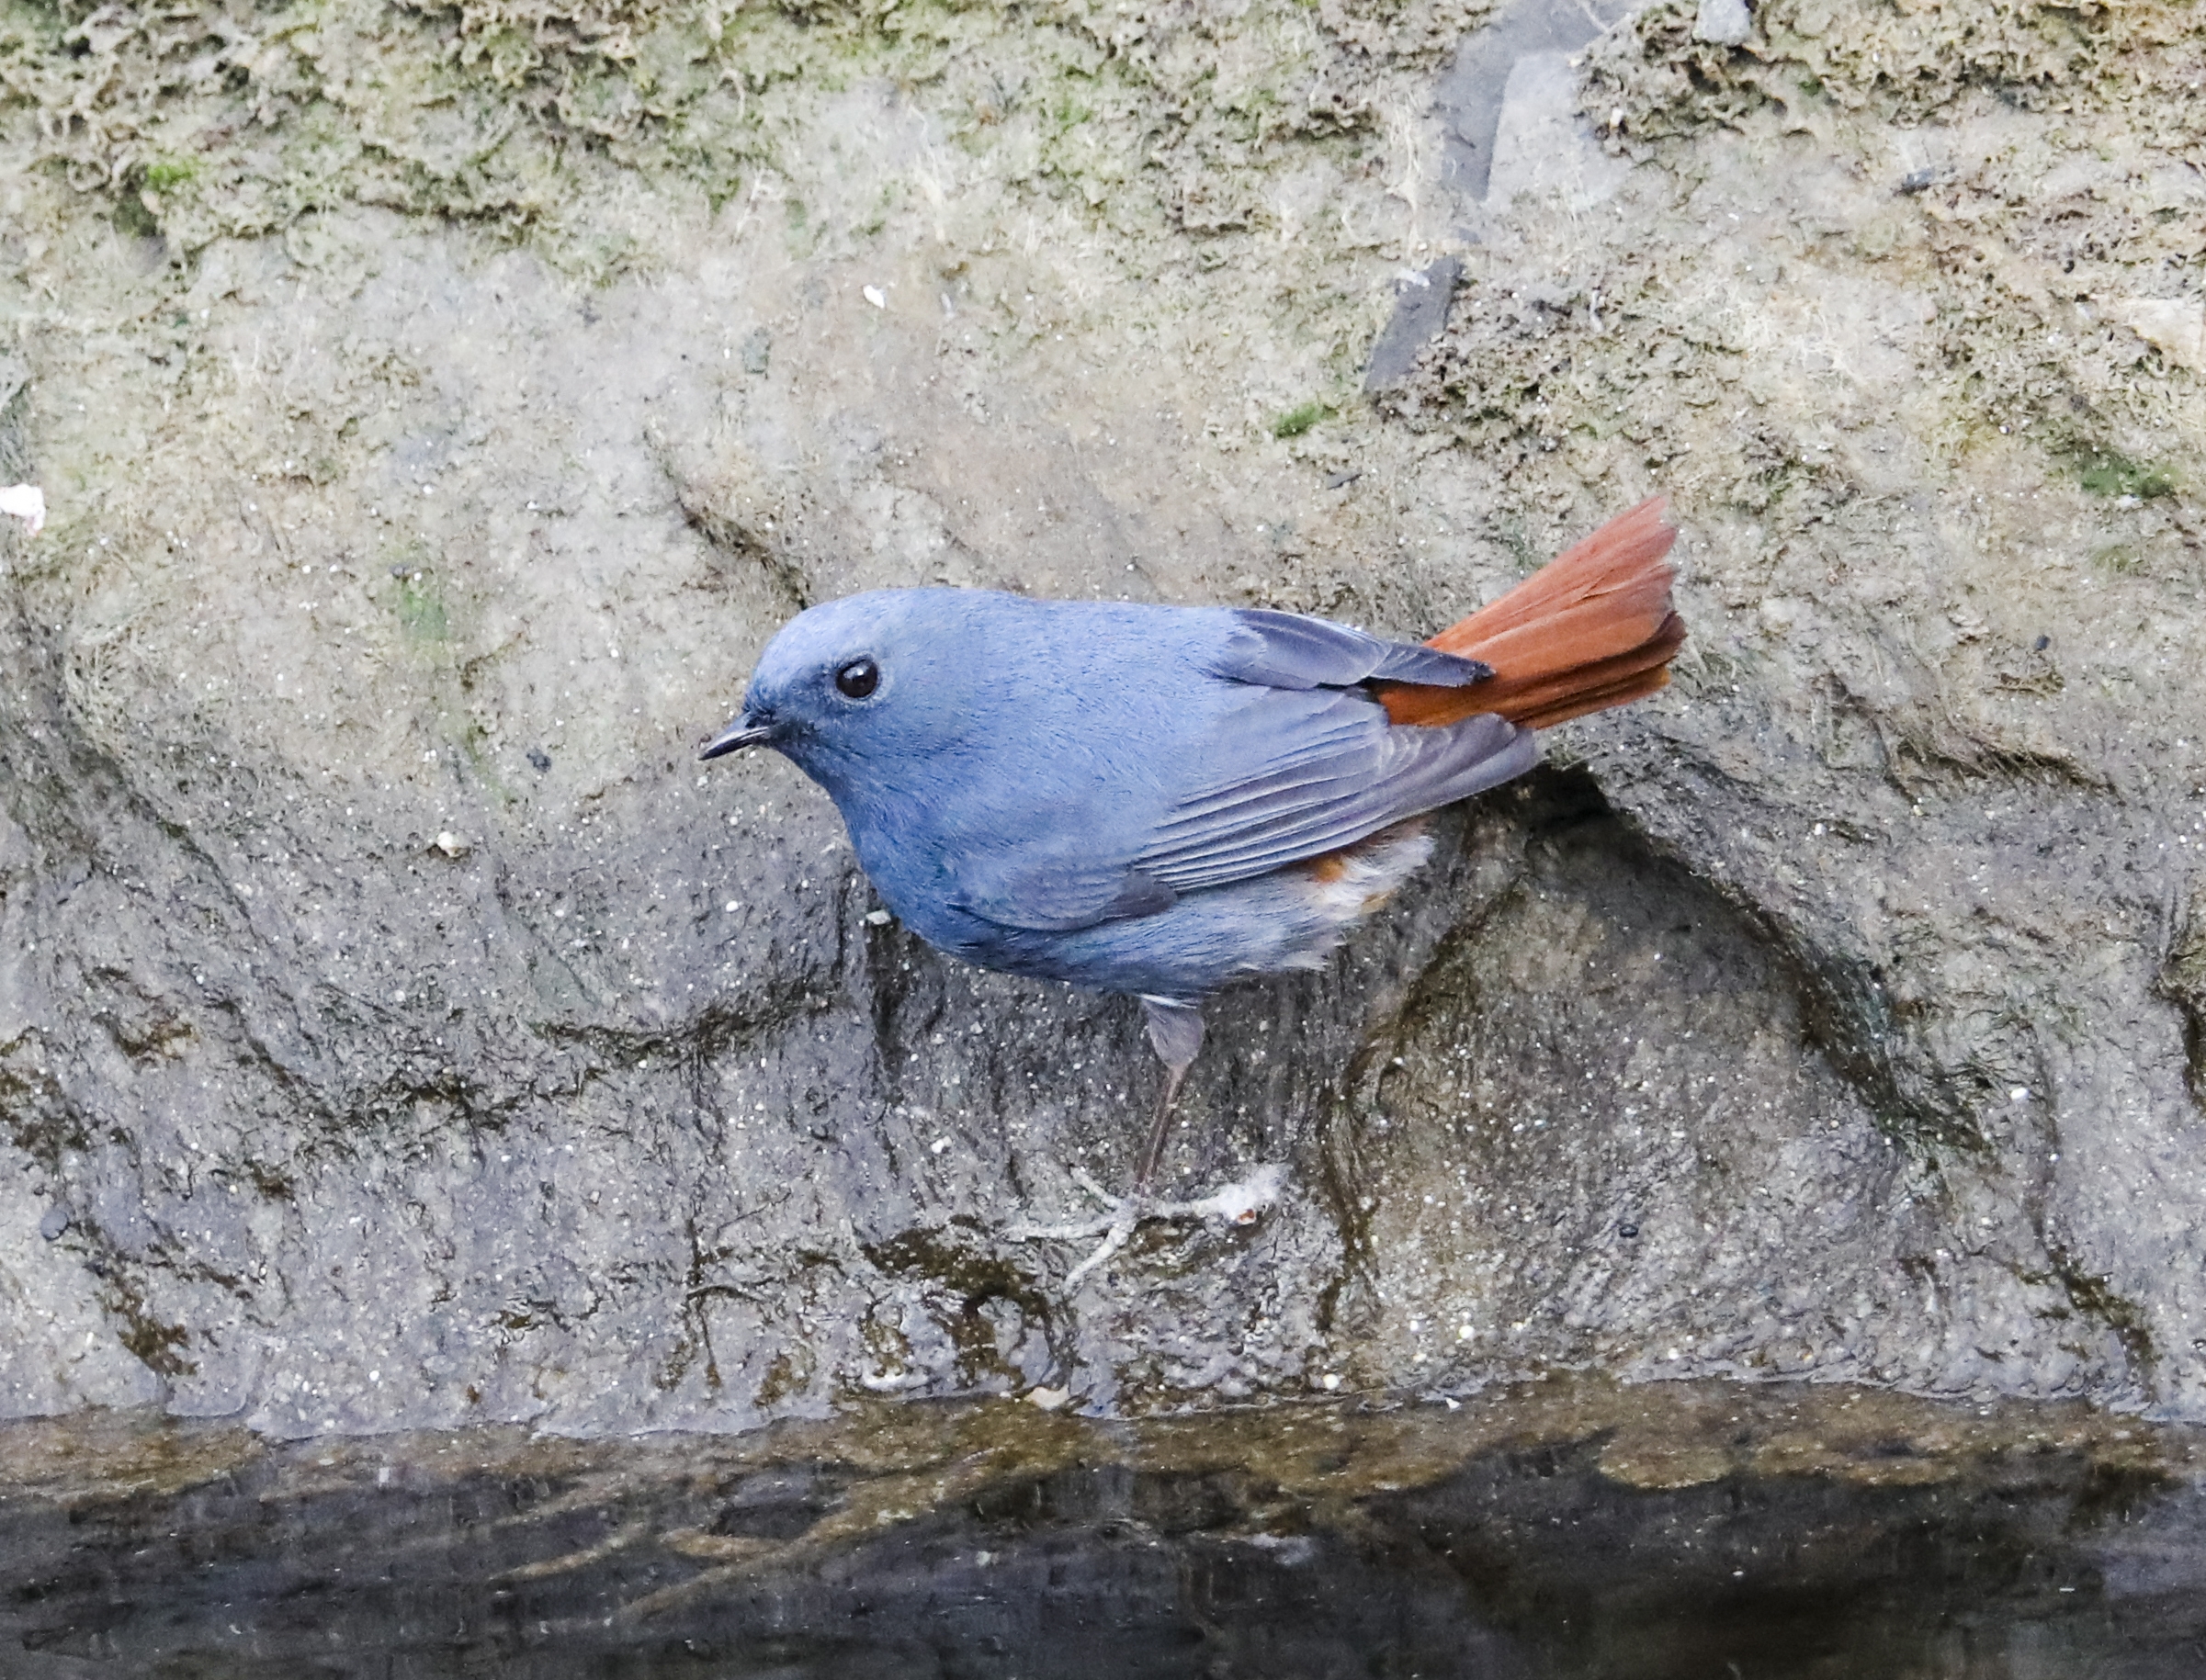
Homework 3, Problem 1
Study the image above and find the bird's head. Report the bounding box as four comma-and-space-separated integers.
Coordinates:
699, 589, 993, 789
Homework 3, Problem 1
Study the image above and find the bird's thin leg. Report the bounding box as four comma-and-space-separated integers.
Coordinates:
1134, 1056, 1193, 1196
1133, 995, 1205, 1193
1009, 996, 1282, 1282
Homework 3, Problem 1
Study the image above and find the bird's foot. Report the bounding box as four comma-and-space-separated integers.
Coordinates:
1010, 1164, 1286, 1286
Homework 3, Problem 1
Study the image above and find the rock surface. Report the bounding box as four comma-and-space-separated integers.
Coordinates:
0, 0, 2200, 1436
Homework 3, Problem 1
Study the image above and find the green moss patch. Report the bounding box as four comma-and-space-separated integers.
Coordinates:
1272, 400, 1333, 439
2072, 448, 2178, 501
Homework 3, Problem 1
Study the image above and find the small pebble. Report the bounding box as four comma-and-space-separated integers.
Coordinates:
39, 1205, 69, 1242
1692, 0, 1751, 45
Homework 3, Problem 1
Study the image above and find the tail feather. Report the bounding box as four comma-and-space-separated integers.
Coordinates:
1484, 608, 1688, 730
1378, 496, 1683, 730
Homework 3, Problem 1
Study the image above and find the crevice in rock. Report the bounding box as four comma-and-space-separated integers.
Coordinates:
862, 1222, 1062, 1392
2032, 1244, 2160, 1381
650, 429, 813, 613
2153, 897, 2206, 1118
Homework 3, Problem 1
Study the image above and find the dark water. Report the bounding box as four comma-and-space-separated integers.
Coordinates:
4, 1380, 2203, 1678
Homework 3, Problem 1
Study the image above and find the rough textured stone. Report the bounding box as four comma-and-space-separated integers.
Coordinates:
0, 0, 2201, 1437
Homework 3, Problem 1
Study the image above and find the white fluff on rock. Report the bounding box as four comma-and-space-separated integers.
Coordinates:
0, 485, 43, 536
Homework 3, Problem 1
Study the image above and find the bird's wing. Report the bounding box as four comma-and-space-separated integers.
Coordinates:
1117, 608, 1531, 891
1134, 692, 1536, 892
1209, 610, 1492, 690
947, 610, 1527, 930
947, 851, 1176, 934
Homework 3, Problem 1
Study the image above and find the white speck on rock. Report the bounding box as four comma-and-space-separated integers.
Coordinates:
858, 1368, 923, 1392
1, 484, 46, 536
1182, 1163, 1286, 1226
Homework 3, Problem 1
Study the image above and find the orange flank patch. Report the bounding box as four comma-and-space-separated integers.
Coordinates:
1376, 496, 1685, 732
1301, 820, 1431, 916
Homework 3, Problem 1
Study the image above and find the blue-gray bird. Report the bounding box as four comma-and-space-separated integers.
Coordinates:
703, 498, 1682, 1200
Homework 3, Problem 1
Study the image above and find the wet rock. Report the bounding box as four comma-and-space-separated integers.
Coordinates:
0, 0, 2201, 1438
1, 1381, 2202, 1674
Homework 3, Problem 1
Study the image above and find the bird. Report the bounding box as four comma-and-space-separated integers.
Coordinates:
702, 496, 1683, 1270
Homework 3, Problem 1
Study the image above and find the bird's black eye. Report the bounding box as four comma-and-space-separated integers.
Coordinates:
834, 657, 880, 700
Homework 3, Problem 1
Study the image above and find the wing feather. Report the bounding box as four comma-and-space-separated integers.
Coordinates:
1212, 610, 1493, 690
1135, 695, 1535, 893
945, 608, 1530, 932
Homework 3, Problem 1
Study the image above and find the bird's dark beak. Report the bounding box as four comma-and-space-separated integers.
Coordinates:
698, 714, 774, 761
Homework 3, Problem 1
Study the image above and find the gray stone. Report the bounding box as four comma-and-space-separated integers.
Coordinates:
1484, 50, 1633, 213
1363, 257, 1465, 391
0, 0, 2201, 1438
1695, 0, 1755, 46
1433, 0, 1640, 205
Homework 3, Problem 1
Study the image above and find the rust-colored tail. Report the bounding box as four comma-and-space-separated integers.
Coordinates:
1377, 496, 1685, 733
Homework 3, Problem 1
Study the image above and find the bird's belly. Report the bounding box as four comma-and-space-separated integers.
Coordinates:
911, 821, 1436, 1000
